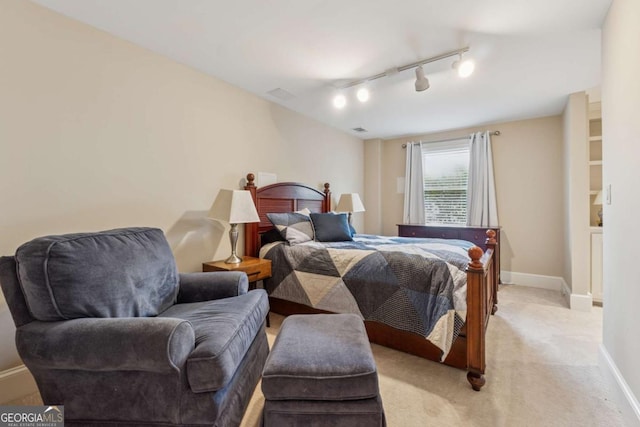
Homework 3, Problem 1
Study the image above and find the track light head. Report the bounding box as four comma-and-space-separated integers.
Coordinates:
356, 87, 370, 103
458, 59, 475, 78
333, 93, 346, 109
414, 66, 430, 92
452, 54, 475, 78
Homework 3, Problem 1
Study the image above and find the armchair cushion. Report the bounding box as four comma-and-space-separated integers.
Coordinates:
15, 227, 179, 321
177, 271, 248, 303
160, 289, 269, 392
16, 317, 194, 373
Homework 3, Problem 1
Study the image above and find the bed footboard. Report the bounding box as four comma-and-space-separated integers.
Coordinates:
465, 230, 498, 391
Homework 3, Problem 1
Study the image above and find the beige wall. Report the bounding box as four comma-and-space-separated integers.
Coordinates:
561, 92, 590, 296
0, 1, 363, 370
363, 139, 383, 234
602, 0, 640, 422
370, 115, 565, 278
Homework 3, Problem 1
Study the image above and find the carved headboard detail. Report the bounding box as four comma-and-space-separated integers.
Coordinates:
243, 173, 331, 257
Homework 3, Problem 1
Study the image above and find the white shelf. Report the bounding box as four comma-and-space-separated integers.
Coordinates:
588, 99, 603, 304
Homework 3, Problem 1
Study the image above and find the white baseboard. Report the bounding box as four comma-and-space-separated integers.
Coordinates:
0, 364, 37, 404
560, 278, 593, 312
599, 345, 640, 426
501, 270, 564, 290
569, 293, 593, 311
502, 271, 592, 311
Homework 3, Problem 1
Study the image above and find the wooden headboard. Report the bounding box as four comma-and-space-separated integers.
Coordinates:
243, 173, 331, 257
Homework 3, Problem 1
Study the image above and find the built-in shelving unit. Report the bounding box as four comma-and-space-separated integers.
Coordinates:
588, 100, 603, 304
589, 102, 603, 227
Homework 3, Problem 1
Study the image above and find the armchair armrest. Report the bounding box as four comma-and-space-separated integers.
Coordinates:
16, 317, 195, 374
177, 272, 249, 303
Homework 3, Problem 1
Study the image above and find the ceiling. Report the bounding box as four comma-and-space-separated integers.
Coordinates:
31, 0, 611, 139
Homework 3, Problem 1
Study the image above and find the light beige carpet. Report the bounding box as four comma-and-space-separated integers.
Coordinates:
11, 285, 626, 426
241, 285, 626, 427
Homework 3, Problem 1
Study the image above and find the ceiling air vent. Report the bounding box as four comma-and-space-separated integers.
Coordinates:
267, 88, 296, 101
352, 127, 367, 133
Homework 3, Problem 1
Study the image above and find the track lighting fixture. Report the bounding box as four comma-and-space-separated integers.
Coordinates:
356, 87, 370, 102
452, 53, 475, 78
414, 66, 430, 92
333, 88, 369, 111
333, 93, 347, 109
458, 60, 475, 78
331, 47, 472, 109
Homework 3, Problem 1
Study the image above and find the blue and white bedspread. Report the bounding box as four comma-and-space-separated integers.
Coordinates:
260, 234, 474, 359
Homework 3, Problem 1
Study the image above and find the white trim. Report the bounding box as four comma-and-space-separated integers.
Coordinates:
561, 277, 593, 312
500, 270, 564, 290
500, 270, 593, 311
599, 345, 640, 426
501, 271, 592, 311
0, 365, 37, 404
569, 293, 593, 312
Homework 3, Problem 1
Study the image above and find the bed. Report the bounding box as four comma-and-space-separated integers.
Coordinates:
243, 173, 498, 391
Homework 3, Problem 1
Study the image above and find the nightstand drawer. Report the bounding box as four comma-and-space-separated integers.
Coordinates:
203, 256, 272, 283
241, 261, 271, 282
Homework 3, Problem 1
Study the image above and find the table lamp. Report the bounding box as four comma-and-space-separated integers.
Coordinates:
208, 189, 260, 263
593, 190, 603, 227
336, 193, 366, 225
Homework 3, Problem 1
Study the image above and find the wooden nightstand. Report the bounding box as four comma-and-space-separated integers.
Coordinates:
202, 256, 272, 326
203, 256, 272, 290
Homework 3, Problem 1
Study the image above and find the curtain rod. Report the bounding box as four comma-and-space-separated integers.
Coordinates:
401, 130, 500, 148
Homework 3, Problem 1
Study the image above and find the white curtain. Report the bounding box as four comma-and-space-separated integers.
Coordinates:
467, 131, 499, 227
403, 142, 425, 224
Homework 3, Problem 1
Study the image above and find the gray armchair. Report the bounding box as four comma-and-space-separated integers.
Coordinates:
0, 227, 269, 427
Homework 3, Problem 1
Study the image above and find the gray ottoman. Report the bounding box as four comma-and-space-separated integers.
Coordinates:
262, 314, 385, 427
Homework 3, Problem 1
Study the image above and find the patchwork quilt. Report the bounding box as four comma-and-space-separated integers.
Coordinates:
260, 234, 475, 359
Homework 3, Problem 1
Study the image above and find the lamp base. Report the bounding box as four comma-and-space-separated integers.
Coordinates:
225, 223, 242, 264
225, 254, 242, 264
597, 209, 603, 227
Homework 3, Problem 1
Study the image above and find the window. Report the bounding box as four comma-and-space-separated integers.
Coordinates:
421, 139, 470, 225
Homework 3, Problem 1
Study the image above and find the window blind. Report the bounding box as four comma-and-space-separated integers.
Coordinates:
421, 139, 470, 225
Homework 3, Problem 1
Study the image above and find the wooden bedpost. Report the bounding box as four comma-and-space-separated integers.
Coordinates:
486, 229, 498, 314
244, 173, 259, 258
466, 246, 487, 391
323, 183, 331, 211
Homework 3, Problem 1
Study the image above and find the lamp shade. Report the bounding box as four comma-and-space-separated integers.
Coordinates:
336, 193, 366, 213
593, 190, 603, 205
208, 190, 260, 224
